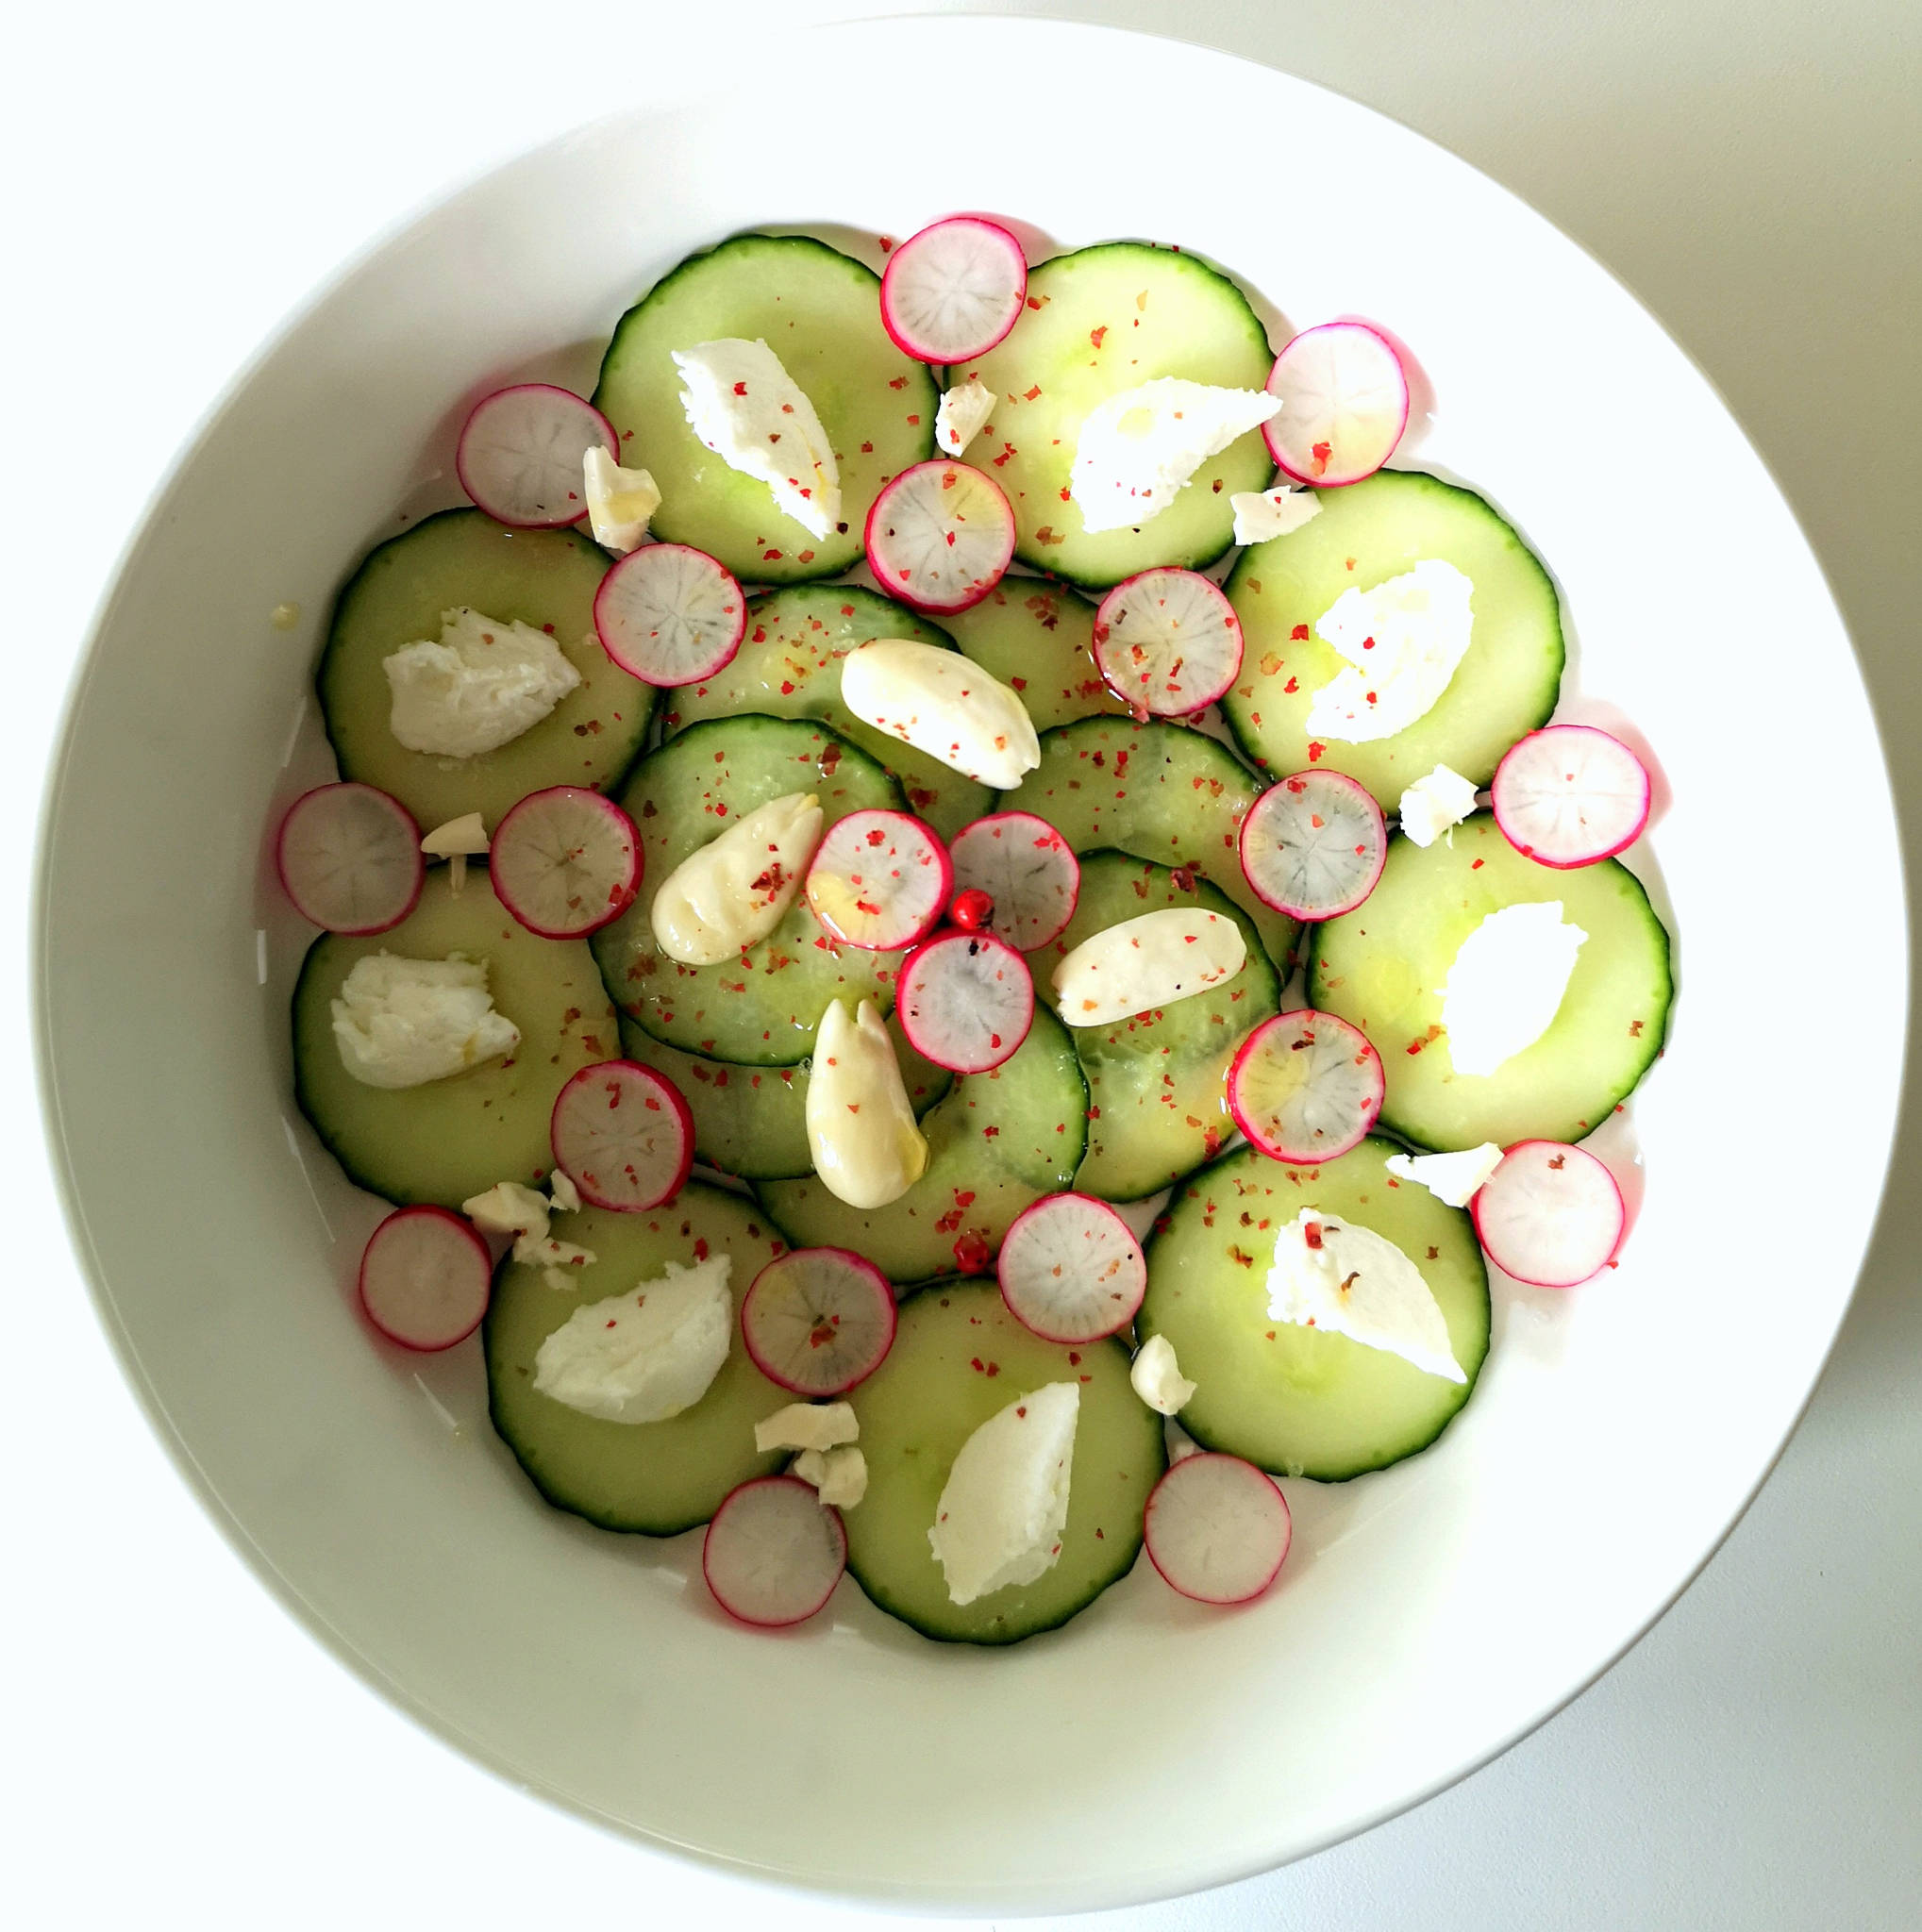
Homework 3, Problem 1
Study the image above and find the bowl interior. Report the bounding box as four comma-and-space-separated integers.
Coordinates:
36, 16, 1903, 1913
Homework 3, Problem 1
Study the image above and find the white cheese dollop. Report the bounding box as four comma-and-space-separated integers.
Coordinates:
1052, 907, 1245, 1028
804, 998, 929, 1209
1265, 1208, 1464, 1383
935, 377, 995, 457
794, 1443, 868, 1508
1229, 486, 1322, 545
1070, 378, 1280, 533
330, 953, 520, 1090
1305, 559, 1475, 743
1129, 1334, 1195, 1416
1396, 764, 1479, 846
1442, 901, 1588, 1077
672, 338, 841, 540
532, 1255, 733, 1424
649, 791, 824, 966
928, 1381, 1080, 1607
754, 1400, 859, 1454
1384, 1143, 1505, 1208
383, 608, 582, 758
582, 446, 660, 555
514, 1234, 596, 1271
462, 1180, 549, 1241
840, 637, 1040, 790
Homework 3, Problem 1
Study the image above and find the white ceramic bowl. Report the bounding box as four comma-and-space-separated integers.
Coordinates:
35, 16, 1904, 1914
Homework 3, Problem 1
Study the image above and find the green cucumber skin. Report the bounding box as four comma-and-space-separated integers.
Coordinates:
936, 577, 1129, 733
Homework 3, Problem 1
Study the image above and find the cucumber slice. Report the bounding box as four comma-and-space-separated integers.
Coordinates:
617, 1011, 951, 1182
844, 1280, 1164, 1642
755, 1008, 1087, 1286
1221, 470, 1564, 807
937, 576, 1128, 731
592, 717, 904, 1066
483, 1183, 794, 1533
292, 871, 616, 1208
318, 509, 653, 832
995, 716, 1297, 969
593, 234, 937, 586
1308, 812, 1672, 1149
954, 242, 1274, 589
1034, 853, 1279, 1202
1139, 1140, 1490, 1481
660, 584, 991, 839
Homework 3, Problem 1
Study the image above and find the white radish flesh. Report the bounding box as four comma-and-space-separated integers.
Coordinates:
1472, 1140, 1626, 1288
998, 1193, 1146, 1343
276, 782, 423, 935
946, 812, 1080, 951
863, 460, 1015, 613
702, 1475, 847, 1628
1492, 725, 1651, 868
456, 384, 615, 528
489, 786, 641, 939
740, 1247, 897, 1396
1093, 568, 1244, 718
896, 930, 1034, 1074
549, 1059, 694, 1212
878, 216, 1028, 364
593, 542, 745, 687
803, 809, 951, 951
1228, 1008, 1384, 1163
1239, 769, 1386, 921
359, 1206, 493, 1352
1262, 324, 1409, 488
1144, 1453, 1292, 1605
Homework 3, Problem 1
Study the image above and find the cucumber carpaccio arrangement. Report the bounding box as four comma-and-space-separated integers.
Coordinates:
279, 218, 1673, 1641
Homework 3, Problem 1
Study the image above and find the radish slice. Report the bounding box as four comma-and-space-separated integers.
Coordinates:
1472, 1140, 1626, 1288
1492, 725, 1651, 868
490, 786, 641, 939
1262, 323, 1409, 488
896, 930, 1034, 1074
549, 1059, 694, 1212
998, 1193, 1146, 1343
702, 1474, 847, 1628
456, 384, 615, 528
741, 1247, 897, 1396
803, 809, 951, 951
1239, 770, 1387, 921
863, 460, 1015, 613
593, 541, 745, 687
878, 216, 1028, 364
1093, 569, 1244, 718
359, 1205, 493, 1352
276, 782, 424, 935
1228, 1009, 1384, 1163
1144, 1453, 1292, 1605
947, 812, 1079, 952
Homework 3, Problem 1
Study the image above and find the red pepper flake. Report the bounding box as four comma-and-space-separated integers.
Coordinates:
877, 234, 895, 252
1630, 1019, 1645, 1037
1282, 676, 1298, 694
763, 548, 783, 561
1303, 1221, 1324, 1250
1471, 858, 1484, 869
1311, 440, 1331, 475
1023, 385, 1042, 401
860, 440, 874, 454
1307, 741, 1326, 762
888, 375, 908, 391
906, 413, 920, 425
1026, 295, 1042, 310
1090, 325, 1108, 347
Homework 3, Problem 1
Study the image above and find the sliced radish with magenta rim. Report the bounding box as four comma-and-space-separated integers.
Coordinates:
1239, 769, 1387, 921
702, 1474, 847, 1628
276, 782, 423, 935
998, 1193, 1146, 1343
1262, 323, 1409, 488
879, 216, 1028, 364
1093, 568, 1244, 718
456, 383, 615, 528
1228, 1009, 1384, 1163
1472, 1140, 1626, 1288
896, 929, 1034, 1074
359, 1205, 493, 1352
741, 1247, 897, 1397
549, 1059, 694, 1212
1492, 724, 1651, 869
947, 812, 1080, 952
803, 809, 951, 951
1144, 1452, 1292, 1606
593, 542, 745, 687
490, 786, 641, 939
863, 460, 1015, 613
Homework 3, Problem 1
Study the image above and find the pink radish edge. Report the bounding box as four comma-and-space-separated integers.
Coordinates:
1491, 724, 1651, 869
1237, 770, 1387, 921
739, 1246, 897, 1397
895, 928, 1035, 1074
1226, 1009, 1384, 1163
490, 786, 642, 940
358, 1206, 493, 1353
1092, 569, 1245, 716
803, 808, 953, 951
702, 1475, 848, 1628
1472, 1140, 1628, 1289
861, 460, 1016, 615
1262, 323, 1410, 488
592, 542, 746, 686
275, 782, 424, 936
996, 1192, 1146, 1344
455, 384, 616, 529
1143, 1452, 1293, 1606
877, 216, 1028, 364
548, 1058, 694, 1213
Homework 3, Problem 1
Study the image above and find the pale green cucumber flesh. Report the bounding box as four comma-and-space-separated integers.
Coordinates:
937, 575, 1128, 732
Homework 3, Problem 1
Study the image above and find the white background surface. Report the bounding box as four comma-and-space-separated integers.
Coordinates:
6, 1, 1917, 1925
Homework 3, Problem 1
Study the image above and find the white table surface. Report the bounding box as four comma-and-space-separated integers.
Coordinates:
7, 2, 1918, 1924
